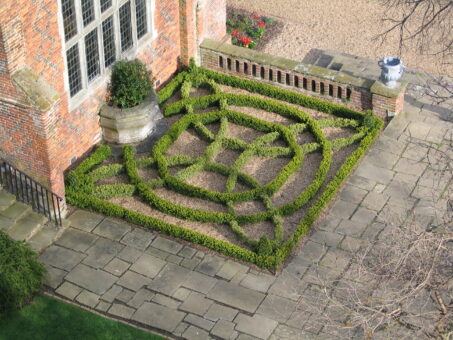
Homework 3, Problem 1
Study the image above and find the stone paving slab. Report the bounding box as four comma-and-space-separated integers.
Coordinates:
148, 263, 191, 296
151, 236, 183, 254
83, 237, 124, 268
256, 294, 298, 323
93, 218, 131, 241
65, 264, 117, 295
182, 325, 210, 340
39, 245, 85, 271
55, 282, 82, 300
102, 285, 123, 303
239, 273, 275, 293
182, 270, 218, 294
196, 254, 225, 276
76, 290, 100, 308
235, 313, 278, 339
120, 228, 155, 250
130, 253, 166, 278
354, 162, 395, 184
55, 228, 98, 252
68, 210, 103, 232
43, 264, 67, 289
179, 291, 213, 316
116, 270, 151, 291
268, 271, 306, 302
184, 313, 215, 331
205, 303, 239, 322
207, 281, 265, 313
211, 319, 236, 339
152, 293, 180, 309
104, 258, 130, 276
109, 303, 135, 319
132, 302, 186, 333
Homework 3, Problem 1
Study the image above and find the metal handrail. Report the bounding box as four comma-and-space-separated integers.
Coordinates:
0, 161, 63, 226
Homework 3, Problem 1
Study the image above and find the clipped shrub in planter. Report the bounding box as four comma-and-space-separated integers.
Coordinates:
0, 231, 45, 314
109, 59, 153, 109
100, 59, 164, 144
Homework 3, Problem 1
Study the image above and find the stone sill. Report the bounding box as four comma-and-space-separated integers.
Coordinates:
12, 67, 60, 112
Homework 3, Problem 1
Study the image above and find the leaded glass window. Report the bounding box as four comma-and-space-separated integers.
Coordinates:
102, 16, 116, 67
62, 0, 77, 41
119, 2, 133, 52
100, 0, 112, 12
66, 44, 82, 96
85, 28, 100, 81
61, 0, 153, 97
81, 0, 95, 27
135, 0, 147, 39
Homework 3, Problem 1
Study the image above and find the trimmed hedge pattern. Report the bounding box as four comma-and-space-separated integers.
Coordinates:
66, 63, 383, 269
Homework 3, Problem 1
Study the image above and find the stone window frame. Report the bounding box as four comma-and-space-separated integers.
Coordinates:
59, 0, 157, 109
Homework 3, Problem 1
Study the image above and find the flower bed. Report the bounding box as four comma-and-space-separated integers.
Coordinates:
226, 7, 280, 49
65, 62, 383, 270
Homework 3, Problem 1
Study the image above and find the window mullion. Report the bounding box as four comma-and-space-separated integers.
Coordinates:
131, 0, 137, 44
98, 24, 106, 74
95, 2, 106, 75
113, 8, 121, 61
79, 35, 88, 90
73, 0, 87, 91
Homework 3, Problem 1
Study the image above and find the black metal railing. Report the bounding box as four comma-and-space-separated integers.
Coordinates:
0, 161, 63, 226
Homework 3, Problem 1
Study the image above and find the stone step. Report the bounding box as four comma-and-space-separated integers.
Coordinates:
0, 201, 31, 223
6, 211, 46, 241
28, 220, 70, 253
0, 215, 15, 231
0, 190, 16, 211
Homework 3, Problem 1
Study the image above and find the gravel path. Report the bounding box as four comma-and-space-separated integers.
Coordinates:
228, 0, 452, 77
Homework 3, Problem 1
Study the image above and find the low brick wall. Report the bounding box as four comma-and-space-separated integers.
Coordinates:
200, 39, 407, 120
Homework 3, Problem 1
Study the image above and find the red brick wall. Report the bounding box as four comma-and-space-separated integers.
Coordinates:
0, 2, 60, 192
372, 90, 405, 120
178, 0, 227, 66
197, 0, 227, 43
179, 0, 197, 65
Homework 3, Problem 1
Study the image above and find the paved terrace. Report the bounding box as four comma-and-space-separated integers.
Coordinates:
39, 89, 451, 340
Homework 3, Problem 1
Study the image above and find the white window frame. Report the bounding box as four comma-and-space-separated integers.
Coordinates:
58, 0, 157, 110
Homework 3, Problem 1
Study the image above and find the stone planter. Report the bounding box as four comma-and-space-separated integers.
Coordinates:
378, 57, 404, 88
99, 90, 163, 144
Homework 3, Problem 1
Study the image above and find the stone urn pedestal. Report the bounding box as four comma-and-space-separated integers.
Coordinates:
378, 57, 404, 88
99, 90, 163, 144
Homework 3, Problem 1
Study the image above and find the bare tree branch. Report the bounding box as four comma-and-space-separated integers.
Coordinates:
377, 0, 453, 59
299, 132, 453, 339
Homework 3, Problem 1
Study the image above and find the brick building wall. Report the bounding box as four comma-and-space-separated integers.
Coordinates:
0, 0, 226, 213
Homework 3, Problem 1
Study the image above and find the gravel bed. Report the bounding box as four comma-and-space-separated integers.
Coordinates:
228, 0, 452, 77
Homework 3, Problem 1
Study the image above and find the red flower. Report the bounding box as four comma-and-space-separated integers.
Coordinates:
232, 29, 239, 37
253, 14, 259, 20
258, 21, 265, 28
240, 36, 251, 47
